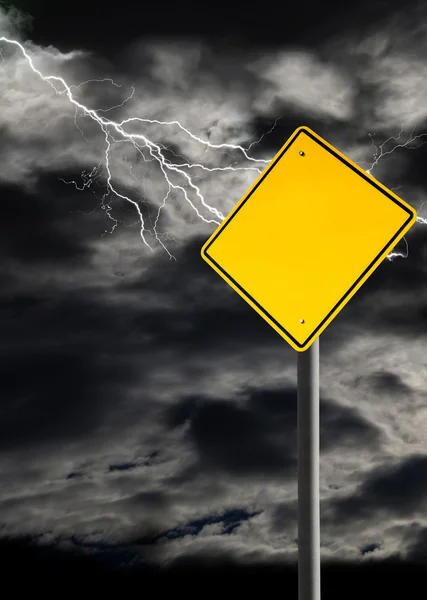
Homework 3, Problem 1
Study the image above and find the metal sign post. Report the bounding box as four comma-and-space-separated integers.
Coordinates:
297, 338, 320, 600
200, 126, 417, 600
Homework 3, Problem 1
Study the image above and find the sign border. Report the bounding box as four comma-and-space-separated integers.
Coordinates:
201, 126, 417, 351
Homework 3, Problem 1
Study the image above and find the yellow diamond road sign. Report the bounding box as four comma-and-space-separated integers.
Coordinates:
201, 126, 417, 352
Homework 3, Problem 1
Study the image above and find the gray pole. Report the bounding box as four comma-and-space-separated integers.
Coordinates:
297, 337, 320, 600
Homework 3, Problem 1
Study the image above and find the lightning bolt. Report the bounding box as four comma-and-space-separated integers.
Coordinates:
363, 125, 427, 261
0, 36, 270, 259
366, 125, 427, 176
0, 35, 424, 263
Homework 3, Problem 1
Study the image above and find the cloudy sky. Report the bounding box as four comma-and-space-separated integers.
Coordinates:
1, 0, 427, 582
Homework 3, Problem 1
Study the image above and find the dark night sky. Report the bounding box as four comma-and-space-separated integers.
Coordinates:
1, 0, 427, 591
8, 0, 407, 51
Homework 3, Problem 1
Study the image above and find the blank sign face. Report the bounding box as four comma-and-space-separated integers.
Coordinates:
201, 126, 417, 352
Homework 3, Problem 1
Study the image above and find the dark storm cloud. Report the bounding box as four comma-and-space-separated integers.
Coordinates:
0, 170, 295, 467
360, 371, 412, 395
248, 388, 381, 452
179, 394, 296, 478
0, 177, 150, 452
0, 180, 91, 265
329, 454, 427, 523
127, 301, 280, 354
166, 387, 381, 479
0, 313, 135, 451
121, 237, 286, 352
247, 112, 335, 157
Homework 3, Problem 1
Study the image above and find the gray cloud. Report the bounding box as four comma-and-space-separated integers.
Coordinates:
362, 371, 412, 395
329, 455, 427, 523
